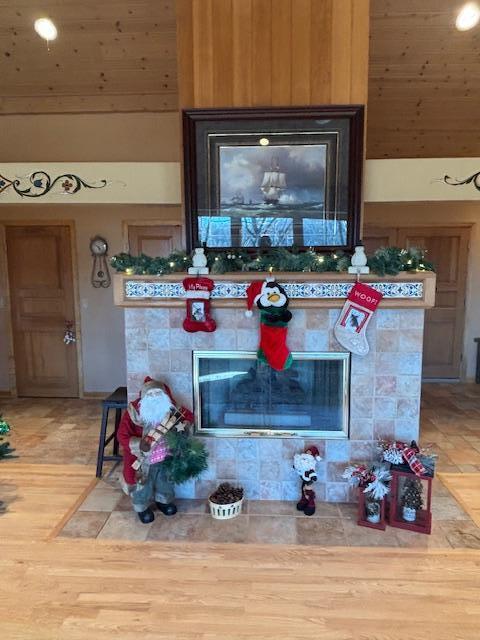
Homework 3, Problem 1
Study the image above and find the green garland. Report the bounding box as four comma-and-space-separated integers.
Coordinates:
111, 246, 434, 277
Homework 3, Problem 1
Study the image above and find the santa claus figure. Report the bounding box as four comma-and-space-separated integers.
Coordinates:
293, 445, 322, 516
117, 377, 193, 523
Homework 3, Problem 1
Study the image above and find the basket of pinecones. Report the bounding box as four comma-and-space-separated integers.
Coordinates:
208, 482, 244, 520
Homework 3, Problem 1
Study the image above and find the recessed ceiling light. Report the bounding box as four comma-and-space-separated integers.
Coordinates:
456, 2, 480, 31
34, 18, 58, 42
259, 137, 270, 146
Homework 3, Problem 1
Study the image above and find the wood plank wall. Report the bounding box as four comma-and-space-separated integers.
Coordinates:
176, 0, 370, 108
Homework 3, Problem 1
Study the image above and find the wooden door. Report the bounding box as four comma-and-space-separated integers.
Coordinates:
397, 227, 470, 379
6, 225, 79, 397
362, 226, 397, 255
128, 225, 183, 256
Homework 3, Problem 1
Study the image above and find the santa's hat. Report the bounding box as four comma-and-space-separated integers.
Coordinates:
245, 276, 275, 317
305, 445, 322, 461
245, 280, 264, 317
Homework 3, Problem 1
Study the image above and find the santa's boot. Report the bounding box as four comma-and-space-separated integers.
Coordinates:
137, 507, 155, 524
303, 493, 316, 517
296, 496, 309, 512
156, 501, 177, 516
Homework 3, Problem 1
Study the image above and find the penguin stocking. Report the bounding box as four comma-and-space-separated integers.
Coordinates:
245, 277, 293, 371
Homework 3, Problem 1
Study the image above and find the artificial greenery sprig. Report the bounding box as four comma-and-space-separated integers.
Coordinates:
110, 246, 434, 277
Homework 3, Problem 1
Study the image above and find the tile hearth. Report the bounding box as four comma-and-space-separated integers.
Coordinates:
57, 473, 479, 549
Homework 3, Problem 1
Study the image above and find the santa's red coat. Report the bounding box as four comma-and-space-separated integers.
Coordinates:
117, 382, 194, 485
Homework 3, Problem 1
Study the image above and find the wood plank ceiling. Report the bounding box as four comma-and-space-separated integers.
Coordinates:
0, 0, 478, 158
0, 0, 177, 114
368, 0, 480, 158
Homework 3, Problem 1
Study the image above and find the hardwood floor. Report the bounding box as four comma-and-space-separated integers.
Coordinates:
0, 386, 480, 638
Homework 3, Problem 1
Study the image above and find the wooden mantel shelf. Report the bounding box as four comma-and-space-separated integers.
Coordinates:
113, 271, 436, 309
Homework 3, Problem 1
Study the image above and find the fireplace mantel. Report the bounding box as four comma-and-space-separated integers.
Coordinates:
113, 271, 436, 309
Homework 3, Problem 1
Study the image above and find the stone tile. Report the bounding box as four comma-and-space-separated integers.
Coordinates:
350, 396, 373, 419
305, 330, 329, 351
438, 520, 480, 549
146, 328, 170, 349
169, 328, 191, 349
247, 515, 297, 544
376, 310, 400, 329
216, 458, 237, 479
375, 375, 397, 396
397, 375, 421, 396
343, 518, 400, 547
374, 419, 395, 440
325, 439, 349, 461
115, 493, 133, 511
282, 439, 305, 460
97, 511, 153, 541
349, 419, 374, 440
397, 397, 420, 419
350, 378, 374, 397
237, 439, 259, 461
329, 309, 341, 327
59, 511, 109, 539
248, 500, 297, 516
125, 327, 147, 350
257, 439, 283, 458
259, 459, 283, 481
395, 419, 420, 442
196, 514, 249, 543
306, 309, 329, 329
79, 486, 121, 512
147, 513, 203, 541
191, 331, 215, 349
174, 479, 196, 499
287, 330, 305, 351
145, 308, 170, 325
398, 330, 424, 352
398, 309, 424, 329
376, 330, 399, 352
375, 352, 398, 375
327, 461, 349, 482
125, 309, 145, 329
396, 353, 422, 376
258, 481, 282, 500
393, 524, 451, 549
374, 397, 397, 420
289, 309, 306, 329
194, 479, 217, 499
168, 308, 184, 326
148, 349, 172, 375
215, 438, 238, 459
350, 352, 375, 374
236, 329, 259, 350
126, 349, 149, 374
236, 460, 259, 483
296, 517, 346, 545
213, 329, 237, 349
170, 349, 192, 373
282, 481, 300, 500
337, 502, 358, 520
431, 497, 470, 520
326, 482, 349, 502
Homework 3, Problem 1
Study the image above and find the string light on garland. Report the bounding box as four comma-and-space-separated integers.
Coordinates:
111, 246, 434, 278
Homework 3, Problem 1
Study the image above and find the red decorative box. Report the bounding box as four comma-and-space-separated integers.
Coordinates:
388, 470, 432, 535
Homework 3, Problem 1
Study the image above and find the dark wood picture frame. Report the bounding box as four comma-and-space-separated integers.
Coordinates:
182, 105, 364, 253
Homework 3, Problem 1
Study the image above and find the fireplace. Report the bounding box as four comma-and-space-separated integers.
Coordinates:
193, 351, 350, 438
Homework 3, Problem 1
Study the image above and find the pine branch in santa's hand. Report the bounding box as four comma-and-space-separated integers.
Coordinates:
162, 430, 208, 485
209, 482, 244, 505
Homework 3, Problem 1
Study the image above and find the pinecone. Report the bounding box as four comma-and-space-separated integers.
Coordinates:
209, 482, 244, 505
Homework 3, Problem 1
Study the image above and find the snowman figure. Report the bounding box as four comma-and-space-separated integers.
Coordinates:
348, 245, 370, 275
188, 247, 209, 275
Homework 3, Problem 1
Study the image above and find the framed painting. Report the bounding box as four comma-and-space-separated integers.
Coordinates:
182, 106, 364, 252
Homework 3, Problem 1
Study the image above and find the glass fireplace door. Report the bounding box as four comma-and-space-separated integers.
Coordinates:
193, 351, 349, 438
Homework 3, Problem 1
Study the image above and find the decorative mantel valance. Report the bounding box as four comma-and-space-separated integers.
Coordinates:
113, 272, 436, 309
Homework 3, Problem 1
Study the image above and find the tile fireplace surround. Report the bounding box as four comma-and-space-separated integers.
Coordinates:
114, 271, 436, 503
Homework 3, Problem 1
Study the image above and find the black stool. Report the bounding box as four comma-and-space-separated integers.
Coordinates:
96, 386, 127, 478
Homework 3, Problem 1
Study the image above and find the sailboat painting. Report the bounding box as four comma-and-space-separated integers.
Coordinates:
219, 144, 326, 210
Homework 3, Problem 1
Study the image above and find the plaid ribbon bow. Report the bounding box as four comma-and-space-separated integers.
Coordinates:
399, 443, 426, 476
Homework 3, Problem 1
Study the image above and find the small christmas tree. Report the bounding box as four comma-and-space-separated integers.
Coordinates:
0, 415, 14, 460
162, 430, 208, 485
401, 477, 423, 511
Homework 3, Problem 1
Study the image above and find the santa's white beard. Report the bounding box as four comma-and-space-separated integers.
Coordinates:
139, 390, 173, 426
